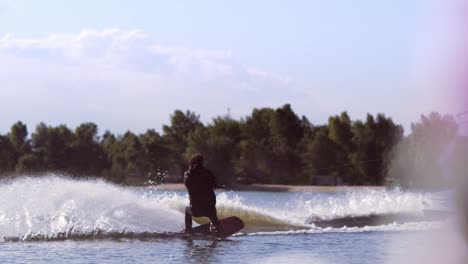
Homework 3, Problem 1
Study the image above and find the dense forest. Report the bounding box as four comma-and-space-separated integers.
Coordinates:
0, 104, 464, 187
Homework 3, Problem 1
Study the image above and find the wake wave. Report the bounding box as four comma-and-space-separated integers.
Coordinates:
0, 176, 439, 241
0, 176, 183, 241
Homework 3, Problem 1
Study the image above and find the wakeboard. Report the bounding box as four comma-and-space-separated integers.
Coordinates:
184, 216, 244, 240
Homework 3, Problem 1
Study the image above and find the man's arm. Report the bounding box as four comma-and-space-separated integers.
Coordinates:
184, 171, 191, 188
208, 170, 224, 189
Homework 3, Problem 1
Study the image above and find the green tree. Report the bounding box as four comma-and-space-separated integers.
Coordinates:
327, 112, 355, 183
389, 112, 456, 188
105, 132, 146, 184
100, 131, 125, 182
15, 154, 44, 173
236, 105, 306, 184
9, 122, 30, 164
163, 110, 203, 177
302, 127, 346, 181
0, 135, 15, 175
70, 123, 108, 176
351, 114, 403, 185
139, 129, 173, 182
0, 106, 414, 186
31, 123, 74, 172
328, 112, 354, 152
187, 116, 242, 184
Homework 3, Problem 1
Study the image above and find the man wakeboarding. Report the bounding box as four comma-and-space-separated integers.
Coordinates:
183, 153, 222, 234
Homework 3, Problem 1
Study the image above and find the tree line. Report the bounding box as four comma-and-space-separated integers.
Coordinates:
0, 104, 463, 187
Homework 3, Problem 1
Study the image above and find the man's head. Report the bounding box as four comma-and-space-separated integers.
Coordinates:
188, 153, 204, 168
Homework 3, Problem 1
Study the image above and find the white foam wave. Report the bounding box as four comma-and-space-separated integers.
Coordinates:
0, 176, 435, 241
295, 189, 427, 222
0, 175, 184, 240
245, 221, 446, 236
142, 191, 308, 232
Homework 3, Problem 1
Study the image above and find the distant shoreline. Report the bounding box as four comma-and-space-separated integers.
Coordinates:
151, 183, 386, 192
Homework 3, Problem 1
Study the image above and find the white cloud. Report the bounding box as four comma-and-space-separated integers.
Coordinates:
0, 29, 146, 53
150, 45, 232, 60
0, 29, 248, 80
0, 29, 301, 134
247, 67, 292, 85
149, 44, 235, 79
0, 29, 147, 66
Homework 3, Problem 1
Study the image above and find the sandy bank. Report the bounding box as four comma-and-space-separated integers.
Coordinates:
151, 183, 385, 193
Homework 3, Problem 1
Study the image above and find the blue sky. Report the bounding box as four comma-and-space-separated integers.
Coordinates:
0, 0, 458, 134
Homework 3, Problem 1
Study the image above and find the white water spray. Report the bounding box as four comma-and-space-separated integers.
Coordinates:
0, 175, 434, 241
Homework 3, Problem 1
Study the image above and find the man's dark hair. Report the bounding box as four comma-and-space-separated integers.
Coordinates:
188, 153, 204, 169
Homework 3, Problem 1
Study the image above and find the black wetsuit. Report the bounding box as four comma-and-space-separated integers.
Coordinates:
184, 165, 221, 231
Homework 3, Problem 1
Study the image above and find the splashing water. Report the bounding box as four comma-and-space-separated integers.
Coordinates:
0, 175, 435, 241
0, 176, 183, 240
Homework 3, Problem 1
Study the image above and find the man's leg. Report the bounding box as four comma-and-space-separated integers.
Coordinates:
209, 209, 221, 233
184, 206, 193, 233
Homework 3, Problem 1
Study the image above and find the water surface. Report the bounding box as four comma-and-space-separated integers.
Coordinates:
0, 176, 460, 263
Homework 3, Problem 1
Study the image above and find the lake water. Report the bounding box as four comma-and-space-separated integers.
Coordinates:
0, 176, 465, 263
